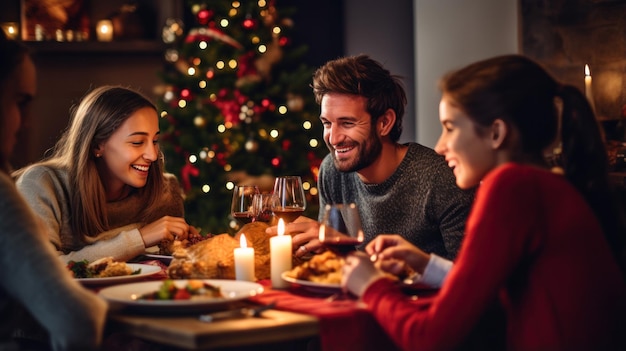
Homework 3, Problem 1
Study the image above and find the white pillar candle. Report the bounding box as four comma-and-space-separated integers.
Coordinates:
270, 219, 292, 288
96, 20, 113, 42
584, 64, 596, 112
234, 234, 255, 281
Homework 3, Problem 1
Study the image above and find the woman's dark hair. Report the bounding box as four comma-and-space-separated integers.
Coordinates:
440, 54, 626, 271
0, 32, 30, 174
311, 54, 406, 142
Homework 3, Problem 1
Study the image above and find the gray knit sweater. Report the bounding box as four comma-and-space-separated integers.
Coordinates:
0, 172, 107, 350
15, 165, 185, 263
318, 143, 474, 259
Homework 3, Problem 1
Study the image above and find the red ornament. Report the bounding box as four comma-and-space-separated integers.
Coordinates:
197, 10, 213, 25
180, 162, 200, 192
243, 18, 256, 29
180, 88, 191, 99
282, 140, 291, 150
271, 157, 281, 167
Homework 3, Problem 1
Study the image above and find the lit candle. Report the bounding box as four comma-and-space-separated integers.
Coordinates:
270, 218, 292, 288
0, 22, 19, 40
584, 64, 596, 111
234, 234, 255, 281
96, 20, 113, 42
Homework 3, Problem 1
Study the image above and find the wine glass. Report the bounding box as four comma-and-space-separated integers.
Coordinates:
318, 203, 364, 255
251, 192, 276, 223
271, 176, 306, 223
231, 185, 259, 226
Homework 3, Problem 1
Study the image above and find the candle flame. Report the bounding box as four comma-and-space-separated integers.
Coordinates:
585, 64, 591, 77
318, 224, 325, 242
277, 218, 285, 236
240, 233, 248, 248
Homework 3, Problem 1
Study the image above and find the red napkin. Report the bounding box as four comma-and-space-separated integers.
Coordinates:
250, 280, 401, 351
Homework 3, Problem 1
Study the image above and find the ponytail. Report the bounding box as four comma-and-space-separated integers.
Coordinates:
558, 85, 626, 271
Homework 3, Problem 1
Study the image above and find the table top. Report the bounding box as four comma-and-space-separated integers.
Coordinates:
106, 307, 319, 350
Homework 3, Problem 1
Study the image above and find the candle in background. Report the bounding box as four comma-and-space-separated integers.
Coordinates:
584, 64, 596, 111
234, 234, 255, 281
270, 218, 292, 288
96, 20, 113, 42
0, 22, 19, 40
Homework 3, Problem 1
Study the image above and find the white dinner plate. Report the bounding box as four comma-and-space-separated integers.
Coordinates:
281, 272, 341, 294
99, 279, 264, 312
76, 263, 162, 286
142, 253, 173, 263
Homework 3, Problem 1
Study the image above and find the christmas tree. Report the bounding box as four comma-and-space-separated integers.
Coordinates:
157, 0, 327, 235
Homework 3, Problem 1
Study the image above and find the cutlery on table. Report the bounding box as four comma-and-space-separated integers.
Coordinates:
198, 301, 276, 323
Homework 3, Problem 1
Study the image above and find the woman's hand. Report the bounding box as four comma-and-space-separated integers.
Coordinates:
138, 216, 191, 247
342, 251, 386, 297
366, 234, 431, 275
265, 216, 322, 257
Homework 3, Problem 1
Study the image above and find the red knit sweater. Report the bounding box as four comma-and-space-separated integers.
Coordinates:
363, 163, 626, 351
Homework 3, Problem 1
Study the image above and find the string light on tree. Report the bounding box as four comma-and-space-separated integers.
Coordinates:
157, 0, 326, 234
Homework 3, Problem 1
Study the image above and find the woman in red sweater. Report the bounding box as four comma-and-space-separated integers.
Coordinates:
342, 55, 626, 351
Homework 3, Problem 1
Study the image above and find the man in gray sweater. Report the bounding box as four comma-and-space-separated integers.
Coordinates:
270, 55, 474, 264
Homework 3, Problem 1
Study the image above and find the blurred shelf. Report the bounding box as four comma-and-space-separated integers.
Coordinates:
24, 40, 166, 55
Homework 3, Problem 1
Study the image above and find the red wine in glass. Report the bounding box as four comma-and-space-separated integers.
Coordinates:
231, 185, 259, 227
233, 211, 254, 225
319, 203, 364, 255
272, 176, 306, 223
272, 206, 304, 223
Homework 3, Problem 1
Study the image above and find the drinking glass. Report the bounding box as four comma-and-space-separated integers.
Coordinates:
252, 193, 276, 223
271, 176, 306, 223
318, 203, 364, 255
231, 185, 259, 225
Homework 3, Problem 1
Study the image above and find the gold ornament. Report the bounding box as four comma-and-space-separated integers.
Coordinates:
194, 116, 207, 127
286, 94, 304, 112
245, 139, 259, 152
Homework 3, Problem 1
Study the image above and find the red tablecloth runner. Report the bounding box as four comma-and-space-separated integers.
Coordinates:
249, 279, 401, 351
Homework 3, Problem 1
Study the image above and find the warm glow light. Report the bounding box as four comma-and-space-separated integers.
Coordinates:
188, 155, 198, 163
319, 224, 325, 242
178, 100, 187, 108
585, 64, 591, 77
220, 19, 229, 27
277, 218, 285, 236
187, 67, 196, 75
240, 234, 248, 248
270, 129, 279, 138
303, 121, 312, 129
258, 45, 267, 53
96, 20, 113, 42
202, 184, 210, 193
199, 41, 208, 49
309, 139, 319, 147
216, 61, 225, 69
278, 106, 287, 114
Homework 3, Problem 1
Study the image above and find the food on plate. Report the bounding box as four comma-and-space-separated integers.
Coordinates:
158, 226, 209, 255
137, 279, 223, 300
67, 257, 139, 278
285, 250, 417, 285
284, 250, 344, 284
167, 221, 304, 280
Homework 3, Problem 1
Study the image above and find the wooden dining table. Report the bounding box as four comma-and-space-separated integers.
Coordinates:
96, 258, 430, 351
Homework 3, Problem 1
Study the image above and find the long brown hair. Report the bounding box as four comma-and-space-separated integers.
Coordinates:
15, 86, 166, 237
